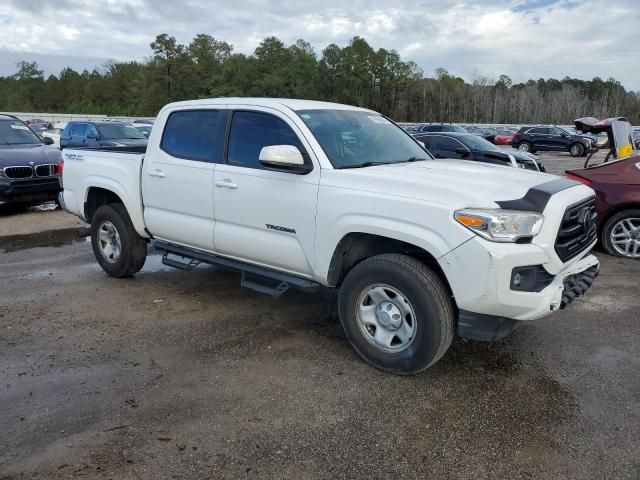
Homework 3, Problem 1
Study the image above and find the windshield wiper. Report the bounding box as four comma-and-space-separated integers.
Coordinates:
396, 156, 428, 163
336, 161, 389, 169
337, 157, 429, 169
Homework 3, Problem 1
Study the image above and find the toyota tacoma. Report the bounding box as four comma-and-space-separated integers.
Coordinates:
59, 98, 600, 374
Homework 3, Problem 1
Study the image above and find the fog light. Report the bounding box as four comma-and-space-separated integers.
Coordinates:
513, 272, 522, 287
510, 266, 555, 292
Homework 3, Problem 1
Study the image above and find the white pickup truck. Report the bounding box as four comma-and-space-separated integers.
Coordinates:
59, 98, 600, 374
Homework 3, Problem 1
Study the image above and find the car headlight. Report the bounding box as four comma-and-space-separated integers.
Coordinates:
454, 209, 544, 243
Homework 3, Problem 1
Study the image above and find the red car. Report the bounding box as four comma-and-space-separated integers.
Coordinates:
566, 155, 640, 259
493, 129, 515, 145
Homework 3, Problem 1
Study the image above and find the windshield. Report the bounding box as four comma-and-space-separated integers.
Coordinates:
136, 125, 152, 136
98, 124, 146, 140
297, 110, 429, 168
0, 119, 42, 145
458, 134, 501, 152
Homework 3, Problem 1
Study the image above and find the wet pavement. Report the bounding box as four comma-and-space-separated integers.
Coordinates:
1, 240, 639, 479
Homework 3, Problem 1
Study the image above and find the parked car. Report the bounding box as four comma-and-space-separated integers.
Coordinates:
416, 123, 467, 134
493, 129, 516, 145
26, 118, 51, 128
415, 132, 545, 171
565, 117, 640, 260
41, 122, 67, 149
60, 121, 148, 151
0, 114, 61, 206
565, 157, 640, 259
512, 125, 595, 156
59, 97, 599, 374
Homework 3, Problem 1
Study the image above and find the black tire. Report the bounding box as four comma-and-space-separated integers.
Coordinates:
517, 141, 534, 153
601, 209, 640, 260
569, 143, 585, 157
91, 204, 147, 277
338, 254, 454, 374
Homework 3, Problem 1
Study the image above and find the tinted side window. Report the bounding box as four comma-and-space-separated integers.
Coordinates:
227, 111, 302, 169
530, 127, 549, 135
161, 110, 220, 161
71, 124, 87, 137
86, 124, 99, 138
435, 136, 466, 158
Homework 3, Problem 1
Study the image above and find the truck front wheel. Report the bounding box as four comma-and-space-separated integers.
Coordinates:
338, 254, 454, 374
91, 204, 147, 277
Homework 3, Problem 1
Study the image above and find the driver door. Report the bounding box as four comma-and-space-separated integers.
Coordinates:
213, 107, 320, 277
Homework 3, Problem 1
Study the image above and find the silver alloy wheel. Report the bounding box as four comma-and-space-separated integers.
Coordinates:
610, 217, 640, 258
570, 144, 581, 156
355, 284, 417, 353
518, 143, 530, 152
97, 220, 122, 264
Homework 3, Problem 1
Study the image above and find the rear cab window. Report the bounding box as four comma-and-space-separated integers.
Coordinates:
160, 110, 225, 162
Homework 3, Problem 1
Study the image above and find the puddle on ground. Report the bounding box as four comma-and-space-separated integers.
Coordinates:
0, 228, 88, 253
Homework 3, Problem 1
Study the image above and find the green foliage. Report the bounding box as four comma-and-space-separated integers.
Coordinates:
1, 33, 638, 123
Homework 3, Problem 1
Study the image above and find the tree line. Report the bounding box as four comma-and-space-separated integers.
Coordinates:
1, 33, 639, 124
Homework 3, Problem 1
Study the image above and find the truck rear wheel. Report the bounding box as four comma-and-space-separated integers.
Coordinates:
338, 254, 454, 374
91, 204, 147, 277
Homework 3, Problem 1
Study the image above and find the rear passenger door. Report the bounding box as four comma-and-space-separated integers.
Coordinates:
213, 107, 320, 276
529, 127, 550, 149
142, 109, 227, 251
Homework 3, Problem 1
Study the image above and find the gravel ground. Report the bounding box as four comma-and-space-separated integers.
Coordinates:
1, 152, 638, 479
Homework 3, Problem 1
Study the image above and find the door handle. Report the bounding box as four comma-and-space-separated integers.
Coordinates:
215, 179, 238, 189
148, 169, 166, 178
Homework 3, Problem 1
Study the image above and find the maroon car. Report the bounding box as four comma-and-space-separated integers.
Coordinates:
566, 156, 640, 259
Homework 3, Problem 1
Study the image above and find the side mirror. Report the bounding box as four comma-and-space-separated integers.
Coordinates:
42, 136, 54, 145
259, 145, 312, 174
87, 133, 99, 140
455, 147, 470, 157
417, 140, 426, 148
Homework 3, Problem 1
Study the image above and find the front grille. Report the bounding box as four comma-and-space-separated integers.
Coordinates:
35, 164, 56, 177
3, 166, 33, 179
555, 197, 598, 262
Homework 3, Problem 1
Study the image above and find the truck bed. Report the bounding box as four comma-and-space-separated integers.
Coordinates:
61, 148, 148, 237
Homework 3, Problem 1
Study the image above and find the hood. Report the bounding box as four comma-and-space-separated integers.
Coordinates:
0, 143, 61, 167
510, 150, 538, 163
322, 159, 557, 209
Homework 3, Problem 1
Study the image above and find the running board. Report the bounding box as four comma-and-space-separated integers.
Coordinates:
154, 241, 319, 297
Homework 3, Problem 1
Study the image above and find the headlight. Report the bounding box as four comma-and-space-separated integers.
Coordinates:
454, 209, 544, 243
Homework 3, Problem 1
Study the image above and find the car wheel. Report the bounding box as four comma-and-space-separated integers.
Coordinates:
601, 209, 640, 260
91, 204, 148, 277
338, 254, 454, 374
569, 143, 585, 157
518, 141, 532, 153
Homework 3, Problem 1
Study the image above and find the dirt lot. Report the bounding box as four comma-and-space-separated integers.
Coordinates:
1, 153, 639, 480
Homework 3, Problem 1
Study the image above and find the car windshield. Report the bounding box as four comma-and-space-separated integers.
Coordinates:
297, 109, 429, 168
98, 124, 146, 140
457, 134, 501, 152
0, 119, 42, 145
136, 125, 152, 136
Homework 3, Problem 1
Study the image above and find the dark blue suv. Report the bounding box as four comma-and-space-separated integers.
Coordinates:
60, 121, 148, 151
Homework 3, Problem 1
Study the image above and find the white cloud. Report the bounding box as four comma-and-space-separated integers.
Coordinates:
0, 0, 638, 90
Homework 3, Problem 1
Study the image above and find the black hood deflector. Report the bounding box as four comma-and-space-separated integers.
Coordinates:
496, 177, 581, 212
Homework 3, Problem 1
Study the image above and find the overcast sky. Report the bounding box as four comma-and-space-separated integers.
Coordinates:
1, 0, 638, 90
